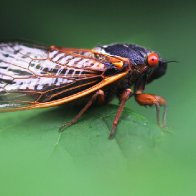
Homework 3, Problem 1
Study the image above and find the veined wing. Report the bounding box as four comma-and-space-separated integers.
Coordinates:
0, 42, 109, 111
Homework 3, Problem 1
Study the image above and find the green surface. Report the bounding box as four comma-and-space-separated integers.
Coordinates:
0, 0, 196, 195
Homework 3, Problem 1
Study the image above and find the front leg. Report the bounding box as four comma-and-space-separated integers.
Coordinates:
134, 75, 167, 127
135, 93, 167, 127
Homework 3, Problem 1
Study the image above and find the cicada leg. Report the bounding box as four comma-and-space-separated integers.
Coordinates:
134, 75, 167, 128
135, 93, 167, 128
59, 90, 105, 132
109, 88, 133, 139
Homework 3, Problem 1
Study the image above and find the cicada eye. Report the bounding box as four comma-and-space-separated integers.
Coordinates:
147, 52, 159, 67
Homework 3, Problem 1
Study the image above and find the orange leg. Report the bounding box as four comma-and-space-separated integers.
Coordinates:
109, 89, 133, 139
59, 90, 105, 132
135, 93, 167, 127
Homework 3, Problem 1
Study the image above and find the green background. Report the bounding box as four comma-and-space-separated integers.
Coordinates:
0, 0, 195, 195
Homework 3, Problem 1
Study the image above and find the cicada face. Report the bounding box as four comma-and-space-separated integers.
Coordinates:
94, 43, 168, 82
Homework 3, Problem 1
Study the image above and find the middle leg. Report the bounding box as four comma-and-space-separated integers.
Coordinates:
109, 88, 133, 139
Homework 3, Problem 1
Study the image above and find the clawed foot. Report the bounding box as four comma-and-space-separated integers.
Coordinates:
58, 121, 74, 132
161, 126, 173, 134
108, 130, 115, 140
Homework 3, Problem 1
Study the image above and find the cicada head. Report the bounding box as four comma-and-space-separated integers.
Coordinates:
94, 43, 168, 82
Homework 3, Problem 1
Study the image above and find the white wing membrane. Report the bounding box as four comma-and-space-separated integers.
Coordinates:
0, 42, 106, 110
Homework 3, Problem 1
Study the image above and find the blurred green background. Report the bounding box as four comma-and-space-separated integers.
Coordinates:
0, 0, 195, 195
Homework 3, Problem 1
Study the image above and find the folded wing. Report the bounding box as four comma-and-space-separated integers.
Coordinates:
0, 42, 107, 111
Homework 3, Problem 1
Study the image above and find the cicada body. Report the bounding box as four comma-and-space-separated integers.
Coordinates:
0, 42, 169, 138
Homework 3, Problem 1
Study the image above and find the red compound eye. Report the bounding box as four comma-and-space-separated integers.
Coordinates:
147, 52, 159, 67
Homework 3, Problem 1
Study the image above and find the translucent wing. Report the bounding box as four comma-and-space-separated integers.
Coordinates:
0, 42, 109, 111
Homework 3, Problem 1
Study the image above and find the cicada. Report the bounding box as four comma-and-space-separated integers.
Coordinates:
0, 42, 171, 138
